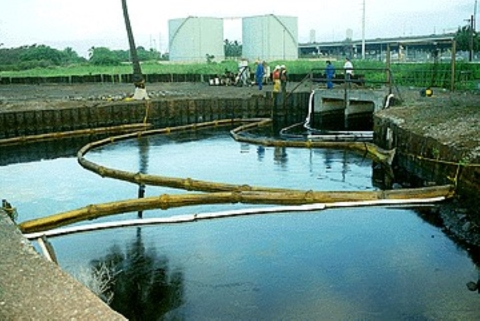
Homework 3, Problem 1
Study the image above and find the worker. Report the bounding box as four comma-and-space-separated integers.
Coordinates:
272, 65, 281, 93
132, 77, 150, 100
280, 65, 288, 95
262, 61, 271, 85
255, 60, 265, 90
343, 57, 354, 87
325, 60, 335, 89
238, 58, 249, 87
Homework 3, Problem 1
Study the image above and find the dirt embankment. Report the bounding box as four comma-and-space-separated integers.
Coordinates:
0, 82, 293, 112
378, 87, 480, 160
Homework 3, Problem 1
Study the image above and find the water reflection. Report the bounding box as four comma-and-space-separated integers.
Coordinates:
0, 136, 97, 166
467, 247, 480, 294
137, 138, 149, 218
372, 162, 394, 189
273, 146, 287, 165
466, 268, 480, 293
240, 142, 250, 154
90, 228, 184, 320
257, 146, 265, 161
414, 205, 480, 295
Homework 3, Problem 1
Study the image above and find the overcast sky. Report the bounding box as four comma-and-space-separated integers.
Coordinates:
0, 0, 475, 57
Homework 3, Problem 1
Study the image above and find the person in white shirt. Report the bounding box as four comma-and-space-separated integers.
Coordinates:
343, 57, 354, 79
132, 78, 150, 100
343, 57, 354, 87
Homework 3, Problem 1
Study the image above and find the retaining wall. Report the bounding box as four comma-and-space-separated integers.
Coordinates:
373, 116, 480, 202
0, 93, 311, 140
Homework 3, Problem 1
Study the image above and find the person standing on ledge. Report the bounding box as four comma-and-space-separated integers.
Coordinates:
280, 65, 288, 95
325, 60, 335, 89
343, 57, 354, 86
272, 65, 281, 93
255, 60, 265, 90
238, 58, 249, 87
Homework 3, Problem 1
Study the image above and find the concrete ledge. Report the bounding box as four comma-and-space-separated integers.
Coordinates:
0, 211, 126, 320
313, 88, 388, 114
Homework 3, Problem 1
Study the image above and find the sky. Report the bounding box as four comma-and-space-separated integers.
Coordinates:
0, 0, 475, 57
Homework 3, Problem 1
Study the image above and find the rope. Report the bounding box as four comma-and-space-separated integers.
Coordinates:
401, 151, 479, 189
403, 152, 480, 167
143, 100, 151, 124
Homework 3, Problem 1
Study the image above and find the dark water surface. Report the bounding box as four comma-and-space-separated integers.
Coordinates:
1, 129, 479, 320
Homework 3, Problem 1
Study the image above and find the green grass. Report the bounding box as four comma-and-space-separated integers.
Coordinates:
0, 61, 240, 77
0, 59, 382, 78
0, 59, 440, 78
2, 59, 478, 90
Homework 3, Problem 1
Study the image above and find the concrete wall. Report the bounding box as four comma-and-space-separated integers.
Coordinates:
373, 115, 480, 201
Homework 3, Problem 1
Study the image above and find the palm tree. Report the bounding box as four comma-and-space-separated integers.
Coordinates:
121, 0, 146, 92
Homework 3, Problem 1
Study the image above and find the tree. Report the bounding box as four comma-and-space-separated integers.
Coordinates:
0, 46, 30, 70
224, 39, 242, 58
112, 49, 130, 62
89, 47, 122, 66
121, 0, 143, 84
62, 47, 85, 64
455, 25, 480, 52
19, 44, 63, 66
0, 45, 85, 71
136, 46, 160, 61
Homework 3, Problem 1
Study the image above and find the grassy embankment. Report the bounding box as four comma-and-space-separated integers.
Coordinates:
1, 60, 478, 89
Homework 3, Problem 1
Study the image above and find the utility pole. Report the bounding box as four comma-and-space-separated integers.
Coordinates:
475, 0, 478, 31
470, 14, 474, 62
361, 0, 366, 59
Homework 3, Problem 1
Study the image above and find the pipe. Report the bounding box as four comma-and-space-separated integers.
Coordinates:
384, 93, 395, 109
303, 90, 315, 130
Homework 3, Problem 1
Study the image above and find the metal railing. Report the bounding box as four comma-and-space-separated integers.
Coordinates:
285, 67, 402, 102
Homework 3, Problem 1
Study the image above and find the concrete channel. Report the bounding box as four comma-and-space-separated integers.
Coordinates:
0, 89, 478, 319
0, 92, 304, 319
